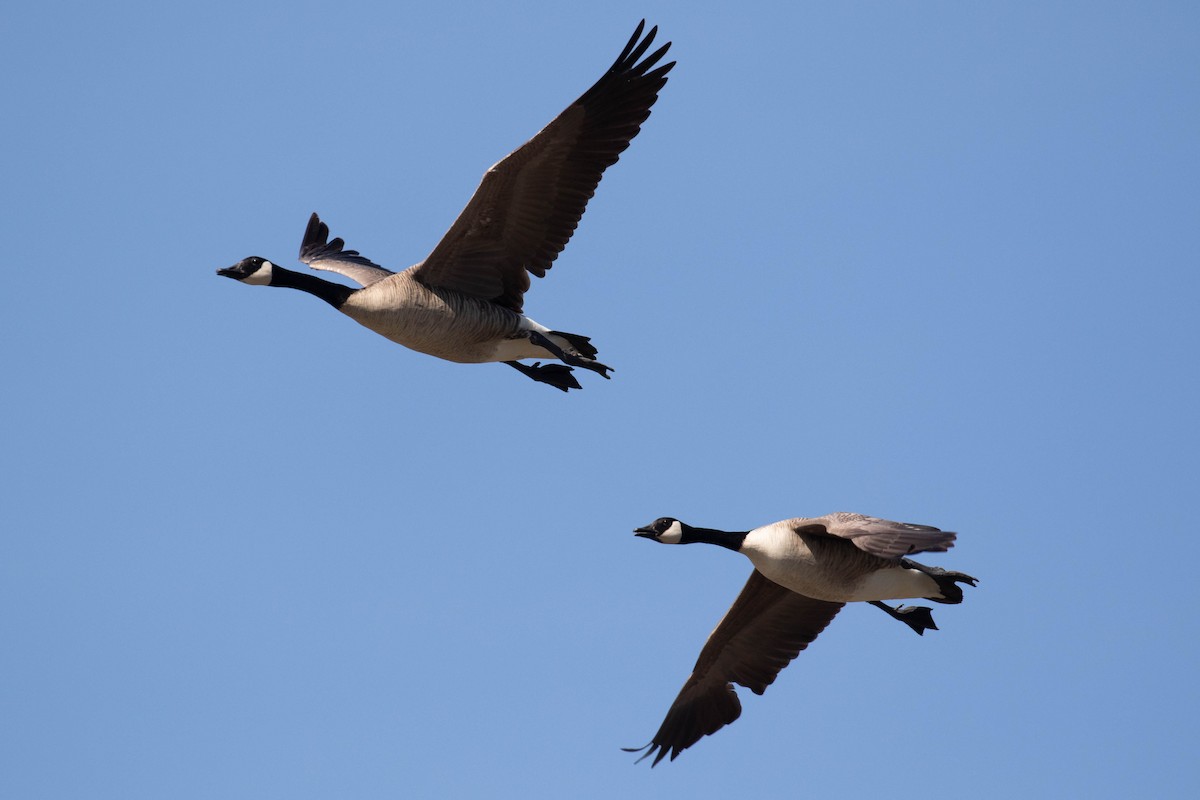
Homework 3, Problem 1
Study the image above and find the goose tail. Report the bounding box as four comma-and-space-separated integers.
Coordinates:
902, 559, 979, 604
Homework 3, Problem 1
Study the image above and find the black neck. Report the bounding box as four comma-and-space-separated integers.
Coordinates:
270, 265, 354, 309
684, 526, 749, 552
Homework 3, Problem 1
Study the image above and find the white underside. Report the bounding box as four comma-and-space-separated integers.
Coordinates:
846, 568, 939, 602
486, 316, 569, 362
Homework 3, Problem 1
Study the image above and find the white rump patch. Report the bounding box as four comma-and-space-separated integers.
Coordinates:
850, 568, 938, 601
518, 316, 552, 334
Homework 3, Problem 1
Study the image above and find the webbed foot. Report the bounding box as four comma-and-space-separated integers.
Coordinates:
869, 600, 938, 636
505, 360, 582, 392
527, 331, 613, 379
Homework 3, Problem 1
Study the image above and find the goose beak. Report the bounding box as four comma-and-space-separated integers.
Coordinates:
633, 527, 657, 539
217, 257, 265, 281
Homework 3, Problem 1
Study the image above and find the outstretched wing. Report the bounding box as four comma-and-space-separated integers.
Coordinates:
627, 571, 844, 766
298, 213, 395, 288
411, 20, 674, 312
792, 513, 958, 560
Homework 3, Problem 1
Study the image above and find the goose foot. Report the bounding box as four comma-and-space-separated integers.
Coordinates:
505, 360, 582, 392
527, 331, 613, 379
869, 600, 938, 636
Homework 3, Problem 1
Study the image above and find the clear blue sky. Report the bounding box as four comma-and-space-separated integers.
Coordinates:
3, 1, 1197, 797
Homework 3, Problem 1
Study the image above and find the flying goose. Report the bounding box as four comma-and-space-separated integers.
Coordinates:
626, 513, 977, 765
217, 22, 674, 391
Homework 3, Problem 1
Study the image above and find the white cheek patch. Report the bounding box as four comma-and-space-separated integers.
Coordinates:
661, 520, 684, 544
244, 260, 274, 286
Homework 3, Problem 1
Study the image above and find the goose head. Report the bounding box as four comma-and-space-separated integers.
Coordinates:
217, 257, 274, 285
634, 517, 687, 544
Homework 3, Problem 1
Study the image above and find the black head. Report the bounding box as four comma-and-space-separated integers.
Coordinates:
217, 256, 273, 283
634, 517, 685, 543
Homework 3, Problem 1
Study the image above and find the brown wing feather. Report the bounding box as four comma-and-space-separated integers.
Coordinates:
791, 514, 958, 561
629, 572, 844, 766
412, 20, 674, 312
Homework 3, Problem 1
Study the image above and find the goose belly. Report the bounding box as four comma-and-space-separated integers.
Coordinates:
340, 280, 523, 363
750, 557, 865, 603
750, 553, 938, 603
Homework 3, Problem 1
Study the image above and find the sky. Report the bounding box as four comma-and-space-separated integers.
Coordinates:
2, 1, 1198, 797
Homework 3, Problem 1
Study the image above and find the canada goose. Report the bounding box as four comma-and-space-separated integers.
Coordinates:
217, 22, 673, 392
626, 513, 977, 765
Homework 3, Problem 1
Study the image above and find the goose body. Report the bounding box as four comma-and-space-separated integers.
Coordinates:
218, 22, 674, 391
736, 513, 957, 602
628, 513, 977, 765
337, 271, 549, 364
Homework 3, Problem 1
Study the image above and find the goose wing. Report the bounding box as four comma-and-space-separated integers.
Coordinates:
410, 20, 674, 313
628, 571, 843, 766
791, 513, 957, 560
299, 213, 395, 288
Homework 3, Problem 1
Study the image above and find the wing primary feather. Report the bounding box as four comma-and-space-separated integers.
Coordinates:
298, 212, 394, 287
412, 22, 675, 312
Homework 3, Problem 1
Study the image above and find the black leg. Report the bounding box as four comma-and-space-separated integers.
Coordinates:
505, 361, 581, 392
527, 331, 613, 379
869, 600, 938, 636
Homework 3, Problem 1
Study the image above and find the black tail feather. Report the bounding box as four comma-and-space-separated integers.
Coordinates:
902, 558, 979, 604
548, 330, 599, 359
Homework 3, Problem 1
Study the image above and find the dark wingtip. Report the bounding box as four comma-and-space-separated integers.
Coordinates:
299, 212, 330, 260
623, 742, 668, 767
